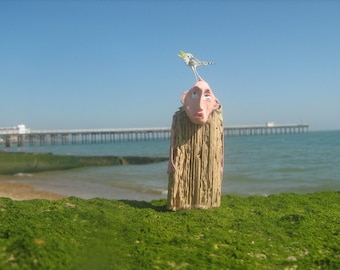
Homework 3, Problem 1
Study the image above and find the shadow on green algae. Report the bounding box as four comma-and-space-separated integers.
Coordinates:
119, 199, 168, 212
0, 192, 339, 269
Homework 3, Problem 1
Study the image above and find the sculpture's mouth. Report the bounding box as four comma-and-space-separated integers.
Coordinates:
194, 111, 205, 121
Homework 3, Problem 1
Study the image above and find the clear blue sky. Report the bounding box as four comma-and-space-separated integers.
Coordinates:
1, 1, 339, 131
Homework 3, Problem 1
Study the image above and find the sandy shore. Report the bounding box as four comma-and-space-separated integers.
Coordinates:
0, 181, 65, 200
0, 178, 166, 201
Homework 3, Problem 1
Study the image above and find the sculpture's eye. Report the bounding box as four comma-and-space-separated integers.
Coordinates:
192, 91, 199, 99
203, 94, 211, 101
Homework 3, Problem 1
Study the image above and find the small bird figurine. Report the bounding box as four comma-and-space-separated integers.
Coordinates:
178, 50, 214, 81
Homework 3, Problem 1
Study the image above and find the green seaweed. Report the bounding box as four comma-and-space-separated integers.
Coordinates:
0, 152, 168, 175
0, 192, 339, 269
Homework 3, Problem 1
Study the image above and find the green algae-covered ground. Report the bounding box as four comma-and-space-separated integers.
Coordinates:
0, 192, 339, 269
0, 152, 168, 175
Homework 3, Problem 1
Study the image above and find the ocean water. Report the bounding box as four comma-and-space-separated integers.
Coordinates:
2, 130, 340, 200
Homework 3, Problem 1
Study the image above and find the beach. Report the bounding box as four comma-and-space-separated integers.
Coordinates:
0, 173, 167, 202
0, 180, 65, 200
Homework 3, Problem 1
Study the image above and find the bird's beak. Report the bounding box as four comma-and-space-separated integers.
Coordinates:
178, 50, 186, 58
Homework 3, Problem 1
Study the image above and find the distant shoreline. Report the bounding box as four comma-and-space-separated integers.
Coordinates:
0, 152, 168, 175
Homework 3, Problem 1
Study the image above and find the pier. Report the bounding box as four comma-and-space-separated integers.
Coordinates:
0, 124, 308, 147
224, 124, 309, 137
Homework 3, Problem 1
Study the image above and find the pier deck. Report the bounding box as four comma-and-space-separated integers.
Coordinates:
0, 124, 308, 147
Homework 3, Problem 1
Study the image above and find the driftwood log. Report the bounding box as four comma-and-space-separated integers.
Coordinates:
167, 106, 224, 211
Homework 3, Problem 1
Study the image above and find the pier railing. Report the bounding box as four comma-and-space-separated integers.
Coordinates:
224, 124, 309, 136
0, 124, 308, 147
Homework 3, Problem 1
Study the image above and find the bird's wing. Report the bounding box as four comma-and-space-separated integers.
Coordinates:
188, 55, 202, 66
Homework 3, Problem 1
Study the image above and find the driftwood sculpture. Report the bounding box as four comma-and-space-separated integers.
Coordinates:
167, 80, 224, 211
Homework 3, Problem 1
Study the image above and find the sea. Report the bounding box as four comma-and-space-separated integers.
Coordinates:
1, 130, 340, 201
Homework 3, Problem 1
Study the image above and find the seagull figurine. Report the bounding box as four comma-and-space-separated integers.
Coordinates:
178, 50, 215, 81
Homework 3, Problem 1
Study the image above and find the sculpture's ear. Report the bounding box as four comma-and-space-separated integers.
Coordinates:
181, 91, 188, 105
213, 98, 221, 110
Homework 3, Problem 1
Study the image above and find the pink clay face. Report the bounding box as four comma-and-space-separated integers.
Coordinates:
181, 80, 220, 125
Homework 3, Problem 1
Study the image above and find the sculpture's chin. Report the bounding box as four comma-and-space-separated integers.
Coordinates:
187, 115, 208, 125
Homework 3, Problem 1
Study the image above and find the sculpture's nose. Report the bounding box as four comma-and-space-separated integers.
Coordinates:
198, 95, 206, 110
